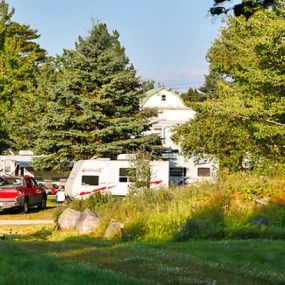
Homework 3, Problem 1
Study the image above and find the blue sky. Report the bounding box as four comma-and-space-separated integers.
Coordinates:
6, 0, 231, 92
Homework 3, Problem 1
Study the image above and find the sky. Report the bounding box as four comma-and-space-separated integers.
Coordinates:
5, 0, 232, 92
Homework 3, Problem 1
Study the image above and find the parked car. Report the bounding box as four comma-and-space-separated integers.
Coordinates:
0, 175, 47, 213
41, 179, 58, 195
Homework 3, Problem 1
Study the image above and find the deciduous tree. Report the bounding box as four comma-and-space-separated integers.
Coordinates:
0, 0, 45, 152
175, 8, 285, 171
210, 0, 281, 18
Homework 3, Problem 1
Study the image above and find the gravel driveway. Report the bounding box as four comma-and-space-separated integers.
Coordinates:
0, 220, 54, 225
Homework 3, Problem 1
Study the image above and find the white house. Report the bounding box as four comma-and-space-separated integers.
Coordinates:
141, 87, 216, 184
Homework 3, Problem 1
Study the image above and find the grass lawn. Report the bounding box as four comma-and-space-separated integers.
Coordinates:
0, 226, 284, 285
0, 196, 59, 220
0, 241, 145, 285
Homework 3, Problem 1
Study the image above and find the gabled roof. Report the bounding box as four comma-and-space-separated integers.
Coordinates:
141, 87, 186, 108
144, 87, 165, 98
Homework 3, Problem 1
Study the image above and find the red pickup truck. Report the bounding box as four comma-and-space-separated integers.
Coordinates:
0, 175, 47, 213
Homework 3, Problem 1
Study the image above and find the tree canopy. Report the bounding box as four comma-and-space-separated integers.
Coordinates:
175, 8, 285, 171
0, 0, 45, 152
35, 23, 162, 170
210, 0, 281, 18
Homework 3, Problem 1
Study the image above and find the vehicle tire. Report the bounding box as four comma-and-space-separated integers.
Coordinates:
38, 195, 47, 209
23, 199, 29, 214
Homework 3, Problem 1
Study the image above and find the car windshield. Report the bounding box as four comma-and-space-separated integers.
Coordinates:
0, 177, 23, 187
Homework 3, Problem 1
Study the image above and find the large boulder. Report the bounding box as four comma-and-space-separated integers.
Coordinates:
75, 209, 101, 234
57, 208, 81, 230
104, 221, 124, 239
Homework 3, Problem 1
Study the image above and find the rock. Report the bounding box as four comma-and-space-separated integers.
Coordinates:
57, 208, 101, 234
57, 208, 81, 230
104, 221, 124, 239
75, 209, 101, 234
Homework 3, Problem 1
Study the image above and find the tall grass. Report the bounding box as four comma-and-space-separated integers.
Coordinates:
68, 173, 285, 241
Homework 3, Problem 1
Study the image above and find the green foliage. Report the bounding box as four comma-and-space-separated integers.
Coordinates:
70, 192, 115, 213
0, 113, 9, 153
68, 173, 285, 241
35, 23, 162, 170
175, 9, 285, 172
0, 0, 45, 152
181, 88, 206, 108
128, 150, 151, 192
210, 0, 282, 18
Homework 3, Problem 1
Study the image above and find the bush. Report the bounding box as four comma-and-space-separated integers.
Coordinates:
67, 173, 285, 241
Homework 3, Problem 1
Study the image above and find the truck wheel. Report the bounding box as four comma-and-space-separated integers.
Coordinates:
39, 196, 47, 209
23, 199, 29, 214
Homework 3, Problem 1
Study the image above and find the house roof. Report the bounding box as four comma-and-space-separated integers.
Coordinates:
141, 87, 186, 108
145, 87, 165, 98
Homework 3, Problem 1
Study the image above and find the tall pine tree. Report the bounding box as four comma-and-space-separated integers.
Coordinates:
35, 23, 161, 170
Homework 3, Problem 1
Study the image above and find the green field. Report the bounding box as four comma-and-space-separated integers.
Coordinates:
1, 175, 285, 284
0, 228, 284, 285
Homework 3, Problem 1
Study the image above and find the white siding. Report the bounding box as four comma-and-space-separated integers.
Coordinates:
142, 87, 217, 183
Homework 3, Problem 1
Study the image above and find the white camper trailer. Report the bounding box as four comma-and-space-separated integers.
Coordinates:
0, 151, 68, 191
65, 156, 169, 199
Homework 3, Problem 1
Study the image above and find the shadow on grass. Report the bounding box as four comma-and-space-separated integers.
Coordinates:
0, 240, 144, 285
6, 235, 282, 285
173, 201, 285, 241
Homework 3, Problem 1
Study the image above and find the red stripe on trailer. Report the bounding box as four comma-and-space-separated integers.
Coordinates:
79, 185, 116, 196
150, 180, 162, 185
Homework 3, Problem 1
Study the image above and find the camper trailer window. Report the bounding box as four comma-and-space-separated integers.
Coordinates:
82, 175, 99, 186
4, 166, 11, 173
119, 168, 130, 183
170, 167, 187, 177
198, 168, 211, 177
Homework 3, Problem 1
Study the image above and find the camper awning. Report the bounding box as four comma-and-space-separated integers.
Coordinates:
17, 161, 31, 168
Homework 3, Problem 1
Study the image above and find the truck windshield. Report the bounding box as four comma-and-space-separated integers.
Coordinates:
0, 178, 23, 187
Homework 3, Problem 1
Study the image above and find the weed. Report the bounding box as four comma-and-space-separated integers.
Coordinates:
65, 173, 285, 241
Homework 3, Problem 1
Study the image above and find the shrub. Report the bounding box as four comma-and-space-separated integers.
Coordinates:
67, 173, 285, 241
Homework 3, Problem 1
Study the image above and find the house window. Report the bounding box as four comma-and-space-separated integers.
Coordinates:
161, 94, 166, 101
170, 167, 187, 177
82, 175, 99, 186
197, 168, 211, 177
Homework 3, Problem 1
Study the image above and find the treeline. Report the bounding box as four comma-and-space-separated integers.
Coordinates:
0, 1, 162, 170
179, 5, 285, 172
1, 0, 285, 173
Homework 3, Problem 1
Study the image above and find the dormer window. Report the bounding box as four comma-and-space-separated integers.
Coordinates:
161, 94, 166, 101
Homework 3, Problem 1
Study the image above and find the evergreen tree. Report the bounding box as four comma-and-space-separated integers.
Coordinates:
0, 0, 45, 152
35, 23, 162, 170
182, 88, 206, 108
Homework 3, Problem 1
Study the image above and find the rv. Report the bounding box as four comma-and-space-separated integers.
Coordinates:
0, 150, 38, 177
65, 156, 169, 199
0, 151, 68, 191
